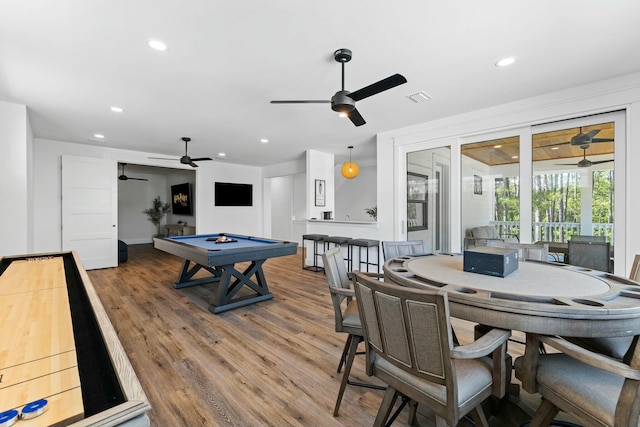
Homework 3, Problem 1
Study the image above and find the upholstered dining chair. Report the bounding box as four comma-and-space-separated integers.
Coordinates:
381, 240, 427, 261
321, 247, 384, 417
516, 332, 640, 427
353, 272, 511, 427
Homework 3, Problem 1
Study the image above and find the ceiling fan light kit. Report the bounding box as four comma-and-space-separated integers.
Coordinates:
270, 48, 407, 127
341, 146, 359, 179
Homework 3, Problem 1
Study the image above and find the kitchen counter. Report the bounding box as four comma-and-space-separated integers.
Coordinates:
307, 218, 377, 225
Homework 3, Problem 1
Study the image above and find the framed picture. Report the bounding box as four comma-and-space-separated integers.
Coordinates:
315, 179, 326, 207
474, 174, 483, 195
171, 183, 193, 215
407, 173, 428, 231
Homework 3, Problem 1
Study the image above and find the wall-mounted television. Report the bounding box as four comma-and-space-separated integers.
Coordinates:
215, 182, 253, 206
171, 183, 193, 215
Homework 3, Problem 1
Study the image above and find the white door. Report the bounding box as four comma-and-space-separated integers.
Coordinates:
62, 156, 118, 270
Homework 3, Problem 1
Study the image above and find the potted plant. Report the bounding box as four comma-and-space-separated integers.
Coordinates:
143, 196, 172, 237
365, 206, 377, 220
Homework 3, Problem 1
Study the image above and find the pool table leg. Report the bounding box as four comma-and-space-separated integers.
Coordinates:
208, 260, 273, 314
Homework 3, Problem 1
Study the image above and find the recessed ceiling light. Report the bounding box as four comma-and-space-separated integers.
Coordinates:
110, 106, 123, 113
551, 147, 560, 150
495, 57, 516, 67
260, 138, 269, 144
512, 155, 519, 159
147, 40, 167, 51
218, 152, 226, 157
94, 134, 105, 139
494, 145, 503, 149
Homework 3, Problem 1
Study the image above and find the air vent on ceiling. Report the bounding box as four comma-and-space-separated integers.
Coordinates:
406, 91, 432, 103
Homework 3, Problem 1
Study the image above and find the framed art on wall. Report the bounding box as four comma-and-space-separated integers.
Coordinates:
315, 179, 325, 207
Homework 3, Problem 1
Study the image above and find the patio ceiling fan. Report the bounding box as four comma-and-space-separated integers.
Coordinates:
118, 163, 148, 181
148, 137, 213, 167
557, 146, 614, 168
270, 48, 407, 127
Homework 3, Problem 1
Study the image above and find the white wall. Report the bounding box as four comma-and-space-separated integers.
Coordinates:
0, 101, 31, 256
32, 138, 262, 252
335, 163, 376, 221
378, 71, 640, 274
306, 149, 334, 219
270, 176, 293, 241
118, 172, 168, 244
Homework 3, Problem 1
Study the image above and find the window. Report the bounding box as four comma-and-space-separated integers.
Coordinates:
407, 172, 428, 231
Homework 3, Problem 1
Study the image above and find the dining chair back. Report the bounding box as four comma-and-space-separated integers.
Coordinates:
353, 272, 510, 427
381, 240, 427, 260
571, 234, 607, 243
322, 247, 384, 416
568, 240, 611, 272
630, 254, 640, 282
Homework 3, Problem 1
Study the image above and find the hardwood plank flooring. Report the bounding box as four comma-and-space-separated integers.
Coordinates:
87, 244, 576, 427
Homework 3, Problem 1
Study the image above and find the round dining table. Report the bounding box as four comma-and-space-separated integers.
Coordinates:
383, 254, 640, 337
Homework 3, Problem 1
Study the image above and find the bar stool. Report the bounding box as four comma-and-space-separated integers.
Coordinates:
324, 236, 351, 268
347, 238, 380, 273
302, 234, 328, 272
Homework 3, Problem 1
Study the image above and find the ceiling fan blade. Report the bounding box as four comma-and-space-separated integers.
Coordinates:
189, 162, 199, 168
349, 74, 407, 102
590, 159, 614, 165
590, 138, 615, 143
190, 157, 213, 161
347, 108, 366, 127
270, 100, 331, 104
128, 177, 149, 181
570, 129, 601, 145
148, 157, 179, 161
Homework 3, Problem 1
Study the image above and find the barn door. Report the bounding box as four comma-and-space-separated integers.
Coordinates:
62, 156, 118, 269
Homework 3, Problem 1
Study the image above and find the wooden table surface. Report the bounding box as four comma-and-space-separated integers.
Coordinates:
0, 256, 84, 426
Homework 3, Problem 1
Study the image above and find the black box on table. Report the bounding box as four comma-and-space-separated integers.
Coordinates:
463, 246, 519, 277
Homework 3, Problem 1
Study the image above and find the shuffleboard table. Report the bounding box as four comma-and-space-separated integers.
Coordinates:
153, 233, 298, 314
0, 251, 150, 427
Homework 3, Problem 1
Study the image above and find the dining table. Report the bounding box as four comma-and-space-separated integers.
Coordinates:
383, 253, 640, 338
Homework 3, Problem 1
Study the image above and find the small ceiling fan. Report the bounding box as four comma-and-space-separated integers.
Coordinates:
557, 145, 614, 168
552, 128, 614, 167
149, 137, 212, 167
270, 48, 407, 127
118, 163, 148, 181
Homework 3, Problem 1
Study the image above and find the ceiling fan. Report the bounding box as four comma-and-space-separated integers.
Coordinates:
557, 145, 614, 168
149, 137, 212, 167
270, 48, 407, 127
118, 163, 148, 181
550, 128, 614, 167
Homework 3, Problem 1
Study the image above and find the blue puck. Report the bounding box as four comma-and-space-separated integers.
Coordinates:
0, 409, 18, 427
20, 399, 48, 419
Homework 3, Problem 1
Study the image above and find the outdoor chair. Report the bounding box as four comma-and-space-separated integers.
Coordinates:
381, 240, 427, 260
568, 240, 610, 272
485, 241, 549, 262
464, 225, 518, 249
353, 271, 510, 427
321, 247, 384, 416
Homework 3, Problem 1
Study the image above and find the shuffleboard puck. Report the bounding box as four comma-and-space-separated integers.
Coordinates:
0, 409, 19, 427
20, 399, 48, 419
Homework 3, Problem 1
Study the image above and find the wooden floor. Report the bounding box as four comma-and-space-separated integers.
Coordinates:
87, 244, 576, 427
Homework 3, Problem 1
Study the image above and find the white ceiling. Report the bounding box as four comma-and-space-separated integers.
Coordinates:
2, 1, 640, 166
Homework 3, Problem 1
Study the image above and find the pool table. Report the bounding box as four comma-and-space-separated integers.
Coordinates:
153, 233, 298, 313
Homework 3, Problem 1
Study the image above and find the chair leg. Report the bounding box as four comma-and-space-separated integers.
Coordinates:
337, 335, 352, 373
529, 398, 560, 427
333, 334, 360, 416
373, 387, 399, 427
468, 405, 489, 427
407, 400, 419, 426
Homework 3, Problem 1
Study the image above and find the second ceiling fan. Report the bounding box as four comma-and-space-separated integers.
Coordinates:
270, 48, 407, 127
149, 137, 213, 168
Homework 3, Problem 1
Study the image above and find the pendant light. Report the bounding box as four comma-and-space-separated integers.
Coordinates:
341, 146, 359, 179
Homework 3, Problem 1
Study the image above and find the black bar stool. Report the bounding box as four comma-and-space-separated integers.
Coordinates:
302, 234, 328, 272
325, 236, 351, 268
347, 238, 380, 273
